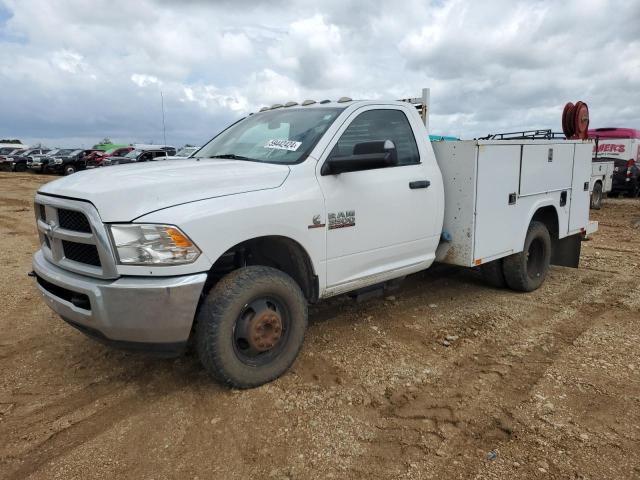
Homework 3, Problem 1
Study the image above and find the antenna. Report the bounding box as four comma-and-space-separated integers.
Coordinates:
160, 90, 167, 146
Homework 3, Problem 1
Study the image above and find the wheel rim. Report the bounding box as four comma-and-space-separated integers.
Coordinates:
526, 238, 546, 280
232, 296, 290, 366
66, 167, 75, 174
593, 187, 602, 206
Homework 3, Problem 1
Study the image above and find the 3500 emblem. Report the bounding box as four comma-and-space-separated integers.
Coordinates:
328, 210, 355, 229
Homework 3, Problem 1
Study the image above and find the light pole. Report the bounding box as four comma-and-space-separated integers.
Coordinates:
160, 90, 167, 146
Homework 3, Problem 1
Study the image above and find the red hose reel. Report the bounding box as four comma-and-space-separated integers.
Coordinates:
562, 101, 589, 140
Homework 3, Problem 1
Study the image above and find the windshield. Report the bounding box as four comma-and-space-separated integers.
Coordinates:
0, 147, 17, 154
124, 149, 142, 158
45, 149, 60, 156
56, 149, 74, 156
194, 107, 344, 164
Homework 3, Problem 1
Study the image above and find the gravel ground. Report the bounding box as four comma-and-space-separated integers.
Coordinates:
1, 172, 639, 479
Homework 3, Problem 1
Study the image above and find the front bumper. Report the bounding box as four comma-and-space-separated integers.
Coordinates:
611, 176, 638, 193
33, 250, 207, 353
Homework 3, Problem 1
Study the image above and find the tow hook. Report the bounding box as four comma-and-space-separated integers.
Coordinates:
27, 270, 36, 278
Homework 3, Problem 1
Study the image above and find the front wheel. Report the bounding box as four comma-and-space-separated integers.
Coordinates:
502, 221, 551, 292
64, 165, 76, 175
196, 266, 308, 388
590, 181, 603, 209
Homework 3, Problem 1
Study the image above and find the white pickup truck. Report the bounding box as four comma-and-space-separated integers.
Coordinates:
32, 90, 597, 388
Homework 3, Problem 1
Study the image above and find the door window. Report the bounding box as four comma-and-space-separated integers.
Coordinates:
330, 109, 420, 166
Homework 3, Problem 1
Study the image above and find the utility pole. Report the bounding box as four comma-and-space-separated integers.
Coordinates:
160, 90, 167, 146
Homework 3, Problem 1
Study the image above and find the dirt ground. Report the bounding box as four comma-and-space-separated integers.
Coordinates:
0, 171, 639, 480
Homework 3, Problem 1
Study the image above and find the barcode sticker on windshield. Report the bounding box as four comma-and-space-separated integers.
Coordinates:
264, 139, 302, 151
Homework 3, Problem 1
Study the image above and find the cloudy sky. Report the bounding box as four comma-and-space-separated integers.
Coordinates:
0, 0, 638, 148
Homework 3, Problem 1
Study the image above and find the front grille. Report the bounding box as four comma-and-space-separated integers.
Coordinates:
35, 195, 117, 279
62, 241, 102, 267
58, 209, 92, 233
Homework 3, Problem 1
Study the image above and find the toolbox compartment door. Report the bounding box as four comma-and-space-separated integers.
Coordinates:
520, 144, 574, 196
569, 143, 592, 233
473, 145, 522, 262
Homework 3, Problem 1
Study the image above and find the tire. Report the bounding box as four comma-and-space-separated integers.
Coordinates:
64, 165, 76, 175
502, 221, 551, 292
590, 181, 603, 209
480, 259, 506, 288
196, 266, 308, 388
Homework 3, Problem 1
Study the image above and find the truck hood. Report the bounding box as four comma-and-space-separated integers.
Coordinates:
38, 159, 290, 221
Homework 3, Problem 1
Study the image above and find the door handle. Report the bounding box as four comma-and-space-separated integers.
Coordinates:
409, 180, 431, 189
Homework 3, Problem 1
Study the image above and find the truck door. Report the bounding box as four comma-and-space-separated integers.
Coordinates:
316, 106, 441, 290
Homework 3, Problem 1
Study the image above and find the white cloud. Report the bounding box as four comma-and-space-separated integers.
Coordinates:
51, 49, 87, 74
131, 74, 160, 88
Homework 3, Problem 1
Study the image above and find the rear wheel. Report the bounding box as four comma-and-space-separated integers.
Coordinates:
590, 181, 603, 209
196, 266, 308, 388
502, 221, 551, 292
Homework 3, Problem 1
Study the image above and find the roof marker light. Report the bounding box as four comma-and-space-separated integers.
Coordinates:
301, 99, 316, 106
284, 101, 299, 107
259, 107, 269, 112
319, 99, 331, 104
337, 97, 352, 103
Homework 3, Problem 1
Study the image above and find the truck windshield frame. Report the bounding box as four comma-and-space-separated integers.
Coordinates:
194, 107, 345, 165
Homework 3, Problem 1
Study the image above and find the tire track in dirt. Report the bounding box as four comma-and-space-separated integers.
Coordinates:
1, 362, 204, 480
350, 269, 619, 478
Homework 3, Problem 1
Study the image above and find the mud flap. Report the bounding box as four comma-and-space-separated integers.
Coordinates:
551, 233, 582, 268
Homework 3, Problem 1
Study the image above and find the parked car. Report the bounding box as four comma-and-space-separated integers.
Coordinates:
9, 148, 50, 172
174, 146, 200, 158
0, 148, 26, 169
132, 144, 177, 156
105, 149, 170, 165
45, 149, 89, 175
0, 147, 21, 156
28, 149, 77, 173
84, 150, 108, 168
86, 147, 135, 168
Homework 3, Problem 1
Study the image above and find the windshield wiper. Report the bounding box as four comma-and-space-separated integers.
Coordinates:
206, 154, 256, 161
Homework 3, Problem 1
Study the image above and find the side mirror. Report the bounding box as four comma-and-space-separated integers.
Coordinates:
321, 140, 398, 175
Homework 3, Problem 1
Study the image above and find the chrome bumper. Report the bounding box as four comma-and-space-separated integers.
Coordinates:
33, 250, 206, 346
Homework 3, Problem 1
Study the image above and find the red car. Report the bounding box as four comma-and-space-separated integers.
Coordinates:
85, 147, 134, 168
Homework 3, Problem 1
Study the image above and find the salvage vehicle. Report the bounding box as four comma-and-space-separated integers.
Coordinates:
28, 149, 75, 173
0, 146, 23, 155
84, 150, 109, 168
9, 148, 50, 172
45, 149, 88, 175
0, 147, 26, 169
589, 128, 640, 197
104, 148, 169, 165
31, 90, 597, 388
174, 146, 200, 158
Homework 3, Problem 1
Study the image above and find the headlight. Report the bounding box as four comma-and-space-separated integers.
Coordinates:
109, 224, 201, 265
54, 158, 63, 164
